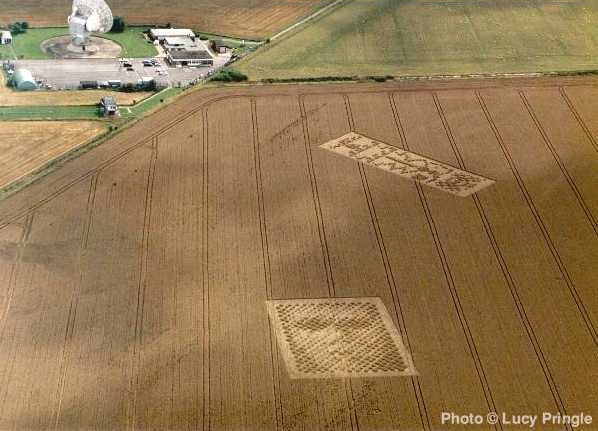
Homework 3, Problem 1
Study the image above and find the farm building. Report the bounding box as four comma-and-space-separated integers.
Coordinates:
100, 95, 118, 116
12, 69, 37, 91
167, 49, 214, 66
149, 28, 195, 41
160, 34, 214, 67
210, 39, 233, 54
0, 31, 12, 44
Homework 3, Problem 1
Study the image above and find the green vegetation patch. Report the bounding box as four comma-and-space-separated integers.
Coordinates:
210, 68, 248, 82
0, 43, 16, 60
0, 87, 182, 120
105, 27, 157, 57
0, 105, 100, 120
3, 26, 156, 60
238, 0, 598, 79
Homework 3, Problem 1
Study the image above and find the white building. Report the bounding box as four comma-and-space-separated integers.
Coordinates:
100, 96, 119, 116
1, 31, 12, 45
158, 33, 214, 67
149, 28, 195, 41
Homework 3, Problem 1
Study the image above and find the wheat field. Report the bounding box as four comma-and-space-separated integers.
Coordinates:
0, 77, 597, 430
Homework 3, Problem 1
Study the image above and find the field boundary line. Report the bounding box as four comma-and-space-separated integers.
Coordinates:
344, 94, 429, 430
250, 97, 284, 431
390, 92, 501, 429
558, 87, 598, 154
51, 173, 99, 430
201, 108, 211, 431
433, 92, 572, 429
475, 90, 598, 349
518, 91, 597, 235
129, 137, 158, 431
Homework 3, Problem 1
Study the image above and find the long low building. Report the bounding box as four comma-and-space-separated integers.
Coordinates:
149, 28, 195, 41
158, 33, 215, 67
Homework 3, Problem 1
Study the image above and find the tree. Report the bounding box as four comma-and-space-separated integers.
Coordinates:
8, 21, 29, 35
111, 16, 126, 33
210, 68, 248, 82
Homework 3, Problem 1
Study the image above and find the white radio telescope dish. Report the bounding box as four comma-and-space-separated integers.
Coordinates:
68, 0, 113, 46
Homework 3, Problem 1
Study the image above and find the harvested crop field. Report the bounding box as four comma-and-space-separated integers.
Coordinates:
0, 77, 597, 430
0, 121, 106, 190
0, 0, 329, 40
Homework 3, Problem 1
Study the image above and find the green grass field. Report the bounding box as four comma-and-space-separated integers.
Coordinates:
0, 26, 156, 60
238, 0, 598, 79
0, 105, 100, 120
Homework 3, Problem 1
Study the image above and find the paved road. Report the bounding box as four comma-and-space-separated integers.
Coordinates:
13, 54, 231, 90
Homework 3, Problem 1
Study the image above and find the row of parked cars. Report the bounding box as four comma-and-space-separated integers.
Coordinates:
118, 57, 167, 75
142, 58, 159, 67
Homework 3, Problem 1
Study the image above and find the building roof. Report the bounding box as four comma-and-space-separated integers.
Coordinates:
150, 28, 195, 38
164, 37, 213, 53
12, 69, 36, 90
168, 50, 213, 60
164, 36, 194, 45
163, 36, 200, 50
101, 96, 117, 106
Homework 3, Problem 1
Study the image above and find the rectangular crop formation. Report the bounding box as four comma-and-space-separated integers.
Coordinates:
320, 132, 494, 197
267, 297, 417, 379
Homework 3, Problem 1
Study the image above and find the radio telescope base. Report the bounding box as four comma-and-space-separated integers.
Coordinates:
41, 35, 122, 59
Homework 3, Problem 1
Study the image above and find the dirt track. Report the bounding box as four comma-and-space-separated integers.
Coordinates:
0, 77, 597, 430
